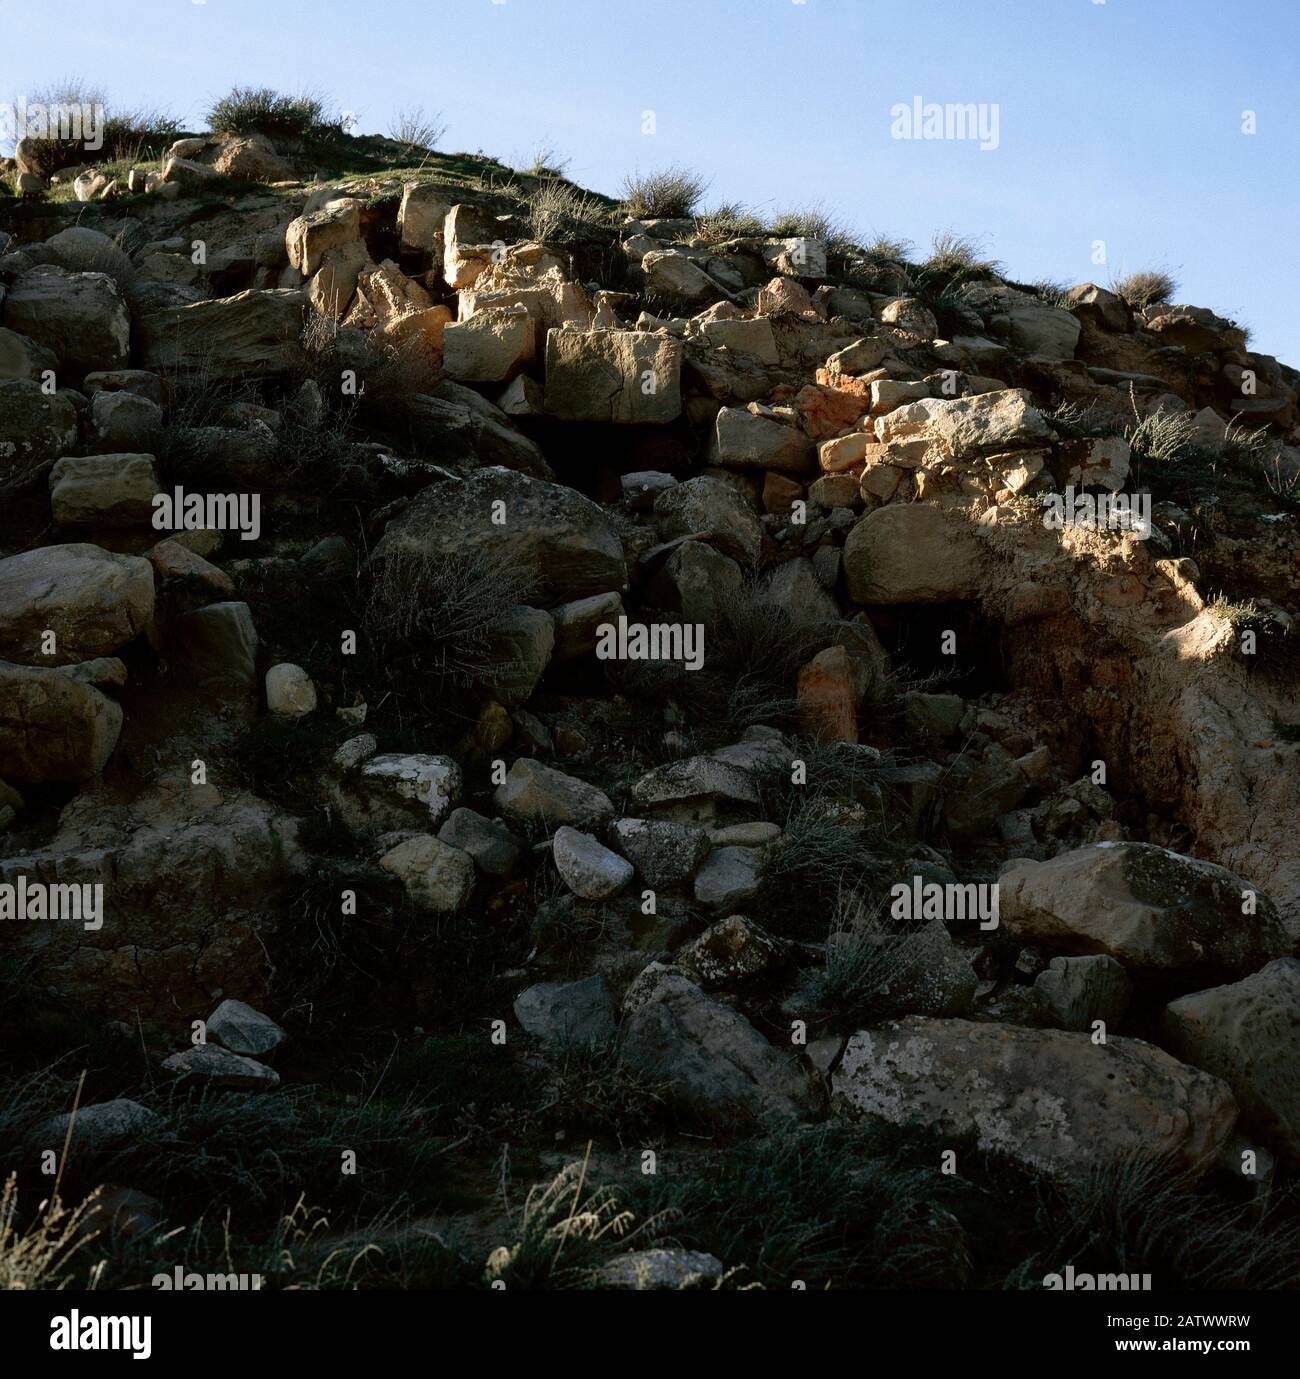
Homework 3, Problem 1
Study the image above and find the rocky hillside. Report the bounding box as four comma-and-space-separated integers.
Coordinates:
1, 123, 1298, 1291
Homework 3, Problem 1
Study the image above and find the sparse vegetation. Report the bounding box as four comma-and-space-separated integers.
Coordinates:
206, 86, 348, 143
1110, 267, 1179, 310
619, 164, 709, 219
525, 179, 607, 241
363, 544, 537, 719
386, 105, 447, 155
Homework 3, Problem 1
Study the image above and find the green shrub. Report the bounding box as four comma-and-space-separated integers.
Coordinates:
206, 86, 346, 143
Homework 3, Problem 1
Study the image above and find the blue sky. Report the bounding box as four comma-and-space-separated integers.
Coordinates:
3, 0, 1298, 363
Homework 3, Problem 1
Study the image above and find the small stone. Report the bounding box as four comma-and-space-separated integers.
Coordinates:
265, 663, 317, 717
553, 825, 634, 899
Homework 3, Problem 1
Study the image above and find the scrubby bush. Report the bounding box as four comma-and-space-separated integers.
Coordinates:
694, 201, 766, 243
10, 78, 178, 177
513, 141, 571, 179
1012, 1154, 1300, 1290
769, 202, 857, 255
525, 180, 607, 241
387, 105, 447, 154
363, 544, 537, 718
206, 86, 346, 143
619, 164, 709, 218
626, 1125, 974, 1288
1110, 268, 1178, 310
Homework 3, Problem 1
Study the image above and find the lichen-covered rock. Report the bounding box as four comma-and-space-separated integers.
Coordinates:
999, 843, 1289, 977
375, 467, 626, 607
833, 1017, 1237, 1181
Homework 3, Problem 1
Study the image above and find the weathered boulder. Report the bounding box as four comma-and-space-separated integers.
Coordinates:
609, 818, 710, 888
693, 846, 763, 909
654, 475, 762, 566
286, 198, 362, 277
677, 914, 785, 988
0, 545, 154, 664
339, 753, 462, 833
399, 183, 456, 265
437, 807, 523, 877
1033, 954, 1132, 1031
163, 1044, 280, 1090
31, 1099, 160, 1152
375, 468, 626, 607
210, 134, 291, 181
1162, 958, 1300, 1162
0, 326, 58, 382
88, 391, 163, 450
544, 329, 683, 424
1065, 283, 1129, 332
2, 782, 304, 1020
646, 540, 743, 624
1007, 302, 1081, 360
843, 502, 982, 604
833, 1017, 1237, 1181
207, 998, 287, 1057
596, 1249, 724, 1291
493, 759, 615, 829
641, 249, 717, 306
172, 601, 259, 698
874, 388, 1052, 459
619, 976, 810, 1123
379, 834, 475, 912
442, 305, 535, 383
712, 406, 815, 473
49, 454, 160, 531
137, 289, 305, 377
550, 592, 625, 662
999, 843, 1289, 977
0, 380, 79, 483
630, 754, 761, 825
3, 265, 129, 377
0, 660, 123, 782
514, 975, 617, 1049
